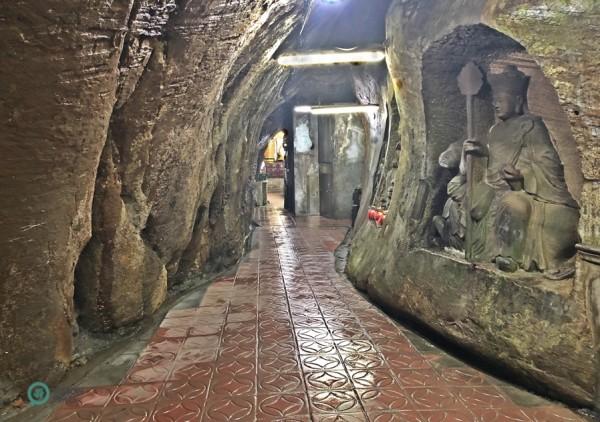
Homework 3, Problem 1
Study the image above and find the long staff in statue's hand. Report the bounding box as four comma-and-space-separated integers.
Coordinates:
457, 62, 484, 262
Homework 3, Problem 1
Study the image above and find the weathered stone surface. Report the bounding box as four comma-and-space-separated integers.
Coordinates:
0, 0, 133, 398
367, 249, 595, 403
347, 0, 600, 408
77, 0, 305, 330
0, 0, 307, 399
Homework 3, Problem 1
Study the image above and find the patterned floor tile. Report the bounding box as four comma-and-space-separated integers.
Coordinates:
144, 338, 184, 355
330, 327, 368, 340
62, 387, 115, 408
293, 317, 328, 328
196, 305, 228, 316
470, 407, 532, 421
438, 368, 490, 387
189, 324, 223, 337
405, 387, 462, 411
215, 358, 256, 378
335, 340, 378, 355
48, 407, 102, 422
210, 375, 256, 396
259, 355, 302, 374
125, 363, 172, 384
160, 316, 197, 329
452, 386, 510, 409
417, 410, 478, 422
299, 340, 338, 356
301, 355, 346, 373
257, 393, 309, 419
227, 312, 257, 323
312, 413, 369, 422
99, 403, 156, 421
343, 353, 386, 370
259, 328, 296, 343
110, 383, 163, 406
374, 338, 418, 356
259, 319, 292, 331
181, 335, 220, 352
521, 406, 585, 421
223, 322, 257, 335
296, 328, 332, 341
221, 332, 256, 348
167, 362, 213, 382
349, 369, 398, 389
218, 344, 256, 361
160, 379, 209, 402
151, 398, 204, 422
258, 341, 298, 358
204, 395, 255, 422
153, 327, 189, 339
356, 388, 412, 411
46, 196, 586, 422
304, 371, 354, 391
385, 353, 433, 371
367, 412, 424, 422
176, 348, 218, 364
308, 390, 363, 414
258, 372, 305, 394
395, 369, 443, 387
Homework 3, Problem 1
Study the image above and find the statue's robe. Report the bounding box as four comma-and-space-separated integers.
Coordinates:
470, 114, 579, 272
441, 175, 466, 250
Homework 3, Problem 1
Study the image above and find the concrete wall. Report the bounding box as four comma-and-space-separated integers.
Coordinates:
331, 115, 367, 219
295, 113, 367, 219
294, 113, 320, 216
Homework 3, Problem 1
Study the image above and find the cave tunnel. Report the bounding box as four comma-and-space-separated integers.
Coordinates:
1, 0, 600, 420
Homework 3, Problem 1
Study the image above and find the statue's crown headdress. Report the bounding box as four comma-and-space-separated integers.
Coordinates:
488, 65, 530, 97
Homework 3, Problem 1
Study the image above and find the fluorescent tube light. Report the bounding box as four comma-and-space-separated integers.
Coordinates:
278, 49, 386, 67
294, 104, 380, 115
294, 105, 313, 113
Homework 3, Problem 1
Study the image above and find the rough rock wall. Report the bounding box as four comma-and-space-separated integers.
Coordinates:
0, 0, 306, 398
347, 0, 600, 407
0, 0, 134, 397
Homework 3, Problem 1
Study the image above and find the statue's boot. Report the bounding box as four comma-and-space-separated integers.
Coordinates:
544, 267, 576, 281
495, 256, 519, 273
433, 216, 447, 242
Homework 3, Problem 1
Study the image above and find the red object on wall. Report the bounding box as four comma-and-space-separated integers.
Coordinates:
368, 208, 386, 227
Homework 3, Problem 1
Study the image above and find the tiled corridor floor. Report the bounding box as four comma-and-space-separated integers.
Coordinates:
47, 195, 585, 421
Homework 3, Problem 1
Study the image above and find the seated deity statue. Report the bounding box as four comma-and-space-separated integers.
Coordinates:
461, 65, 579, 278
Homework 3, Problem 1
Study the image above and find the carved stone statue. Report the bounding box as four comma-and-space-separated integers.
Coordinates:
437, 65, 580, 278
433, 141, 466, 250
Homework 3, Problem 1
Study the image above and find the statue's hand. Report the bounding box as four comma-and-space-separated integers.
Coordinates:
502, 164, 524, 191
463, 138, 486, 156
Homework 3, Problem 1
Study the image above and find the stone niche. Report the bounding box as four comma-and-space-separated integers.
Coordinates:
425, 25, 583, 263
347, 0, 600, 409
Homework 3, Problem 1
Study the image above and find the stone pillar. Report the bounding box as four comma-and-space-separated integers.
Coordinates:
294, 112, 320, 215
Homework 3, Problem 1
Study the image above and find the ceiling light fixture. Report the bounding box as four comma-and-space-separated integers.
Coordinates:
278, 48, 386, 67
294, 104, 380, 115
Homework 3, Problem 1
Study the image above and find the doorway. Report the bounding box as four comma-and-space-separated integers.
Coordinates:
293, 111, 366, 219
